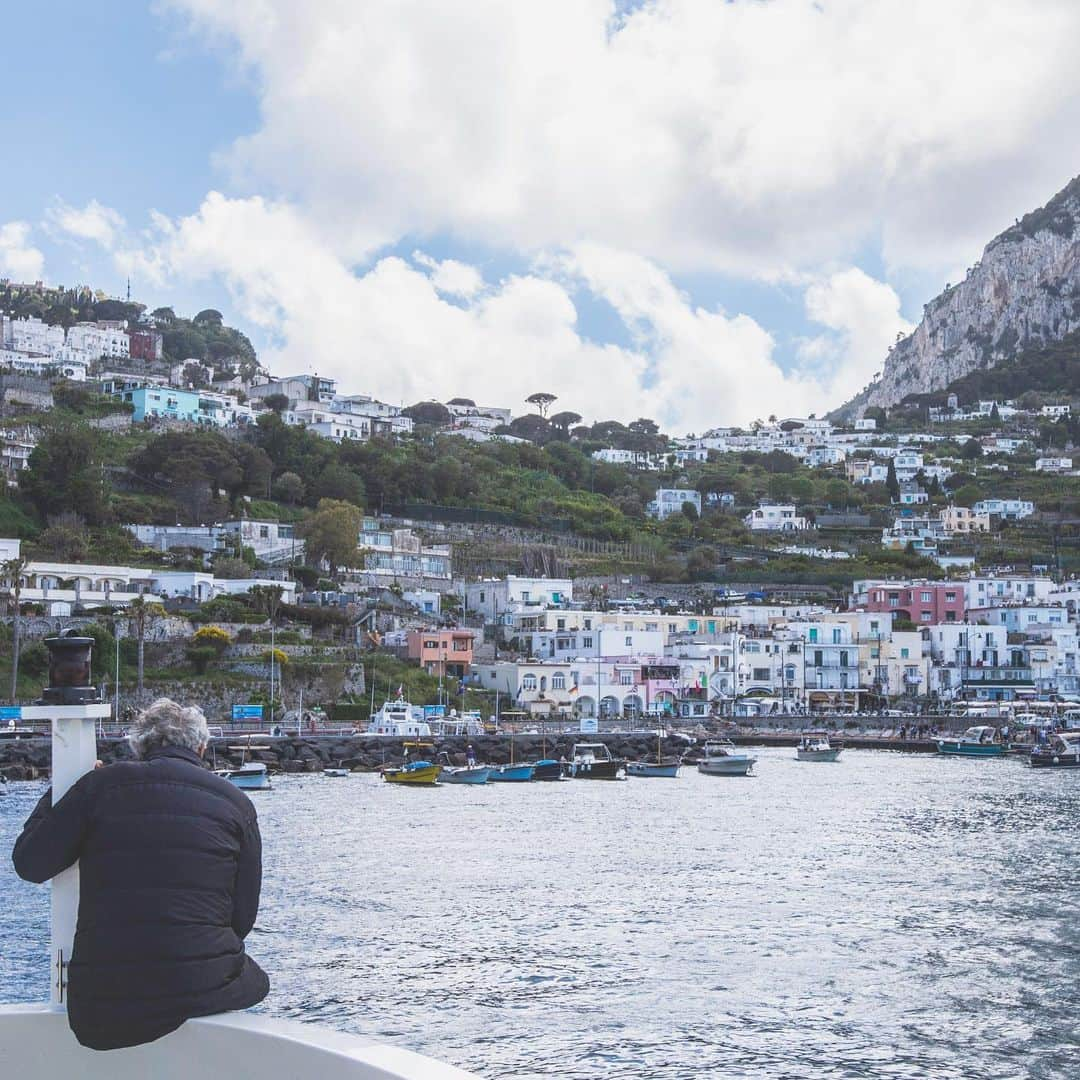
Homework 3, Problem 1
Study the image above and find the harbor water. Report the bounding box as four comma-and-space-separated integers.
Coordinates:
2, 749, 1078, 1078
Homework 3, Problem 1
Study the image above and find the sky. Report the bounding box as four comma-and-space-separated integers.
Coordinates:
4, 0, 1080, 432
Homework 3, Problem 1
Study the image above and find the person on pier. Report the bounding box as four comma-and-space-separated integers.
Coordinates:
11, 698, 269, 1050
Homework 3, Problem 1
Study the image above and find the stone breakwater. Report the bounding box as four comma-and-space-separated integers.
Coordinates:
0, 734, 689, 780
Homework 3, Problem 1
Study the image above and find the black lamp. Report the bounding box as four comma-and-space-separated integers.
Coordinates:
41, 629, 101, 706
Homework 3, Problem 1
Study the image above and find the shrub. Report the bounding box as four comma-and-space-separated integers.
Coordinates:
193, 626, 232, 655
262, 648, 288, 667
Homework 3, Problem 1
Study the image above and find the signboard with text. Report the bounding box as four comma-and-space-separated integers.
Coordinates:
579, 717, 599, 734
232, 705, 264, 721
0, 706, 22, 721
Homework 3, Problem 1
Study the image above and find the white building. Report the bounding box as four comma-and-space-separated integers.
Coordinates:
1035, 457, 1073, 473
744, 504, 808, 532
973, 498, 1034, 520
462, 575, 573, 620
964, 575, 1055, 608
67, 322, 130, 361
648, 488, 702, 520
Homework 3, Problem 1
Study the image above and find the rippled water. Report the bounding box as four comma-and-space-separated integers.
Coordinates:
3, 750, 1080, 1078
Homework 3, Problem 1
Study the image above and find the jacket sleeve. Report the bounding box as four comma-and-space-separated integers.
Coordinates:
231, 812, 263, 939
12, 781, 91, 885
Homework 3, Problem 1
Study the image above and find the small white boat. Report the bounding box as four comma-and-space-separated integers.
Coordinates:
796, 732, 842, 762
697, 740, 756, 776
323, 767, 350, 777
215, 761, 272, 790
366, 694, 432, 737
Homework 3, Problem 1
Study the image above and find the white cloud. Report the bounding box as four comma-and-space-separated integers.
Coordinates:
171, 0, 1080, 278
411, 252, 484, 299
122, 194, 886, 429
801, 268, 915, 403
46, 199, 126, 249
0, 222, 45, 281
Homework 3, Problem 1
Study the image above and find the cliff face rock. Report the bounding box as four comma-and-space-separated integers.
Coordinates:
856, 176, 1080, 411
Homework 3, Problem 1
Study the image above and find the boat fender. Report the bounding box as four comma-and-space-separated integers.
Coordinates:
1053, 756, 1059, 764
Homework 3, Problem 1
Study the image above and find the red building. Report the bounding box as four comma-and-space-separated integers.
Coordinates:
406, 629, 475, 678
862, 581, 965, 625
127, 327, 163, 362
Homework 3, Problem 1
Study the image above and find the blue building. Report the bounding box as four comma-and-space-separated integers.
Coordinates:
121, 386, 202, 423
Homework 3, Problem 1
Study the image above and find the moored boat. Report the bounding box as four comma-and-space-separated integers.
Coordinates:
564, 742, 627, 780
323, 767, 350, 778
796, 732, 842, 762
367, 693, 432, 737
532, 759, 564, 781
1030, 731, 1080, 768
382, 760, 442, 785
437, 752, 492, 783
697, 739, 755, 776
936, 725, 1007, 757
215, 761, 272, 790
488, 763, 535, 782
628, 760, 681, 778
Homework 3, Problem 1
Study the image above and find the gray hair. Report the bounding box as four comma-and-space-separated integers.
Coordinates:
129, 698, 211, 758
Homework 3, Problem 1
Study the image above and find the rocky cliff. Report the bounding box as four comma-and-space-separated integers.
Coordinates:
847, 175, 1080, 414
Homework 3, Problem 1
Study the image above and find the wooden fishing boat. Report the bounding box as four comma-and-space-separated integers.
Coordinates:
628, 731, 681, 777
531, 759, 564, 781
1029, 731, 1080, 768
796, 732, 842, 762
382, 741, 442, 785
437, 752, 491, 784
488, 763, 534, 782
215, 761, 272, 790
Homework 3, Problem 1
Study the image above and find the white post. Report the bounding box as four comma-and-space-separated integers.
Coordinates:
21, 703, 111, 1007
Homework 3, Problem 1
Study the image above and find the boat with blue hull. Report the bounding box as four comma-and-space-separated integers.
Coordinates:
438, 753, 491, 784
489, 763, 535, 782
532, 759, 563, 781
216, 761, 272, 790
628, 760, 681, 778
937, 725, 1008, 757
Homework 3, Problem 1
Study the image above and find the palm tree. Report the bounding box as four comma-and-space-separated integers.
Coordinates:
2, 555, 28, 702
127, 596, 165, 702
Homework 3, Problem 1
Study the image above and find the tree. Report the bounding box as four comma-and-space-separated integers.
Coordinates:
193, 308, 223, 326
312, 464, 365, 507
885, 459, 900, 502
961, 438, 984, 460
37, 511, 90, 561
526, 392, 557, 418
681, 500, 699, 522
249, 584, 285, 624
954, 484, 982, 508
628, 418, 659, 436
298, 499, 362, 577
825, 479, 850, 509
507, 414, 552, 443
20, 421, 109, 524
127, 596, 166, 702
272, 471, 306, 505
402, 401, 452, 426
263, 393, 290, 414
549, 411, 582, 436
989, 403, 1001, 424
2, 555, 28, 701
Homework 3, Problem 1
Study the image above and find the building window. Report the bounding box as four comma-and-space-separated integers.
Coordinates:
582, 636, 593, 648
552, 673, 566, 690
620, 672, 633, 685
921, 592, 932, 603
625, 636, 632, 647
753, 667, 769, 681
522, 674, 537, 691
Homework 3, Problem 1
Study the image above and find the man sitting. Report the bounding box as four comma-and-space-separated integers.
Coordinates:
12, 698, 269, 1050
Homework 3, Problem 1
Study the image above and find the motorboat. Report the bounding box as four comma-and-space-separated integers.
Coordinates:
215, 761, 272, 790
488, 763, 535, 782
437, 752, 491, 784
697, 739, 756, 776
564, 742, 627, 780
428, 709, 486, 737
796, 732, 842, 762
1030, 730, 1080, 768
367, 694, 432, 737
323, 767, 350, 778
936, 725, 1007, 757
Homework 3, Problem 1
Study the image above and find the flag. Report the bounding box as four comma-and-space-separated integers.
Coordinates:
569, 684, 578, 694
698, 671, 708, 689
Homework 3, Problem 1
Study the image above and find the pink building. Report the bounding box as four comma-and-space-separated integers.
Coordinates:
406, 629, 475, 678
862, 581, 965, 624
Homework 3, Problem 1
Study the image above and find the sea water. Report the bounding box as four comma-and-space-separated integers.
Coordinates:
2, 749, 1078, 1078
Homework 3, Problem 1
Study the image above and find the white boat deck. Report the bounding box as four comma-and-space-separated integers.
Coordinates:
0, 1007, 477, 1079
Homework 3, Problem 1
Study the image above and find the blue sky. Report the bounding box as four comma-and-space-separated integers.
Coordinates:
3, 2, 1078, 429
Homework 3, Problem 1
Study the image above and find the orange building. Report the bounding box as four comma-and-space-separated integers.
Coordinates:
406, 629, 475, 678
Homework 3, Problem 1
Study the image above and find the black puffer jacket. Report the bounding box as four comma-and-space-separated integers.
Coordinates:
12, 745, 269, 1050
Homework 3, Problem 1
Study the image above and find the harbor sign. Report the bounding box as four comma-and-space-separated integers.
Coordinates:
232, 705, 264, 721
